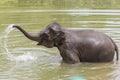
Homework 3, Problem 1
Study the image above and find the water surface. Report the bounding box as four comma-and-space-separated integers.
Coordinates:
0, 0, 120, 80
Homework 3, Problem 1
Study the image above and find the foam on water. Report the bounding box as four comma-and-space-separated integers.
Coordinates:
4, 24, 36, 61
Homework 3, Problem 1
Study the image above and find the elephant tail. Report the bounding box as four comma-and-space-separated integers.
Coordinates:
112, 39, 119, 61
115, 43, 119, 61
109, 37, 119, 61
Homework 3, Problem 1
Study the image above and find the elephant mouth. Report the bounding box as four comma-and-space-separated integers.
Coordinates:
37, 42, 41, 45
37, 42, 54, 48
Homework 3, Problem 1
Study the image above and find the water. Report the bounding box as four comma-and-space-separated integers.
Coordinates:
4, 25, 36, 62
4, 24, 14, 56
0, 0, 120, 80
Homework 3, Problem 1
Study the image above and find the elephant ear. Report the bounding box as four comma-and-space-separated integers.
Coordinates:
48, 22, 65, 46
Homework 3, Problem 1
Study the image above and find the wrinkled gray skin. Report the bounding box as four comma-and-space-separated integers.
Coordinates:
13, 22, 119, 64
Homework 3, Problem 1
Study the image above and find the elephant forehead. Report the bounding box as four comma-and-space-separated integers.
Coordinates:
44, 28, 49, 32
40, 29, 49, 35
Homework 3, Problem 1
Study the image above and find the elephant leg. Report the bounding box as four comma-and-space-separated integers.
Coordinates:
61, 50, 80, 64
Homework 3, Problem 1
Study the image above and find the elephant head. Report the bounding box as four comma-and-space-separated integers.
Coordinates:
13, 22, 65, 48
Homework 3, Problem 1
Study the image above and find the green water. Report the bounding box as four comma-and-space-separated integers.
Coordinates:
0, 0, 120, 80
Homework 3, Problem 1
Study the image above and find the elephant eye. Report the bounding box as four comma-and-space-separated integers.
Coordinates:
42, 33, 49, 40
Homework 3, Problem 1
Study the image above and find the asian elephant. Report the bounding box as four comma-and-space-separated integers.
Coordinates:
12, 22, 119, 64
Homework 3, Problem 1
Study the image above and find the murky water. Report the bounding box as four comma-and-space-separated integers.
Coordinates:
1, 0, 120, 80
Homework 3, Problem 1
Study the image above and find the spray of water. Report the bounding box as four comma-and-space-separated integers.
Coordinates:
4, 24, 36, 61
4, 24, 15, 58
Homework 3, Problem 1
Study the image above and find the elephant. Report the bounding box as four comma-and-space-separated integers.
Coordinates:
12, 22, 119, 64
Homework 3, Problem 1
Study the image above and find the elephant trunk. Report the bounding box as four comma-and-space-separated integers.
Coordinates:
12, 25, 39, 42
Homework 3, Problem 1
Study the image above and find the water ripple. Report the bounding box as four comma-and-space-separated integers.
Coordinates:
0, 9, 120, 16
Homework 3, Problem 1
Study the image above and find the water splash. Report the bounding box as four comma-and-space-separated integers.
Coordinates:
4, 24, 14, 58
10, 52, 36, 61
4, 24, 36, 61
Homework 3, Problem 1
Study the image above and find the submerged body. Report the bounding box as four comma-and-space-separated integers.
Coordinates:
13, 22, 119, 64
58, 29, 118, 63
